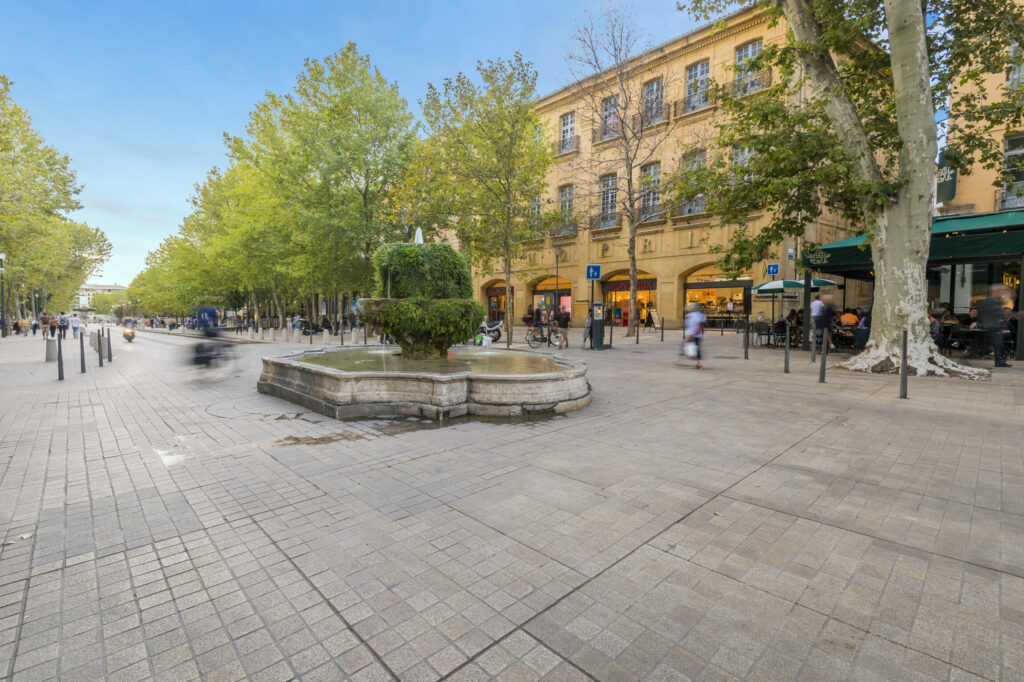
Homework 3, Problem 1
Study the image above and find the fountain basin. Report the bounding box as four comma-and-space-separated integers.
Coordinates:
257, 346, 591, 420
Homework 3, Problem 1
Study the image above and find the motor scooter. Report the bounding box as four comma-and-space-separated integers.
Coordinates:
479, 319, 502, 342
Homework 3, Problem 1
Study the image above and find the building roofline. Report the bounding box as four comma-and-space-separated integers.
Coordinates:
537, 3, 762, 106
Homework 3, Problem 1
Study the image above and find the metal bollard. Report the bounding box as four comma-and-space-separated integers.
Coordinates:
98, 329, 104, 367
609, 319, 613, 347
309, 331, 313, 345
784, 322, 790, 373
660, 318, 665, 342
811, 332, 816, 363
107, 330, 112, 362
899, 330, 909, 399
80, 330, 86, 373
363, 324, 367, 345
635, 323, 639, 344
58, 333, 65, 381
819, 340, 828, 383
743, 320, 749, 359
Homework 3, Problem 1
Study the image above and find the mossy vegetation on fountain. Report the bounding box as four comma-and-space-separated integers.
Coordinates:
362, 243, 484, 358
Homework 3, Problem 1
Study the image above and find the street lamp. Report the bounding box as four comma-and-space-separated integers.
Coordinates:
553, 245, 561, 321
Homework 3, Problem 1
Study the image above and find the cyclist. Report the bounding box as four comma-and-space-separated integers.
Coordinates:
193, 306, 229, 368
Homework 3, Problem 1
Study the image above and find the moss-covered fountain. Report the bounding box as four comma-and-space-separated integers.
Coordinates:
257, 242, 590, 420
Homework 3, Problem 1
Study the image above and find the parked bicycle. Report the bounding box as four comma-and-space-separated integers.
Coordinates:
526, 323, 563, 349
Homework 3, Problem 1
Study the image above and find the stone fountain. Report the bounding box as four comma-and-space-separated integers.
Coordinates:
257, 242, 590, 420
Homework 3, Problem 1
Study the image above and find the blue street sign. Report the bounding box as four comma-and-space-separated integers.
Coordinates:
586, 264, 602, 280
766, 263, 779, 275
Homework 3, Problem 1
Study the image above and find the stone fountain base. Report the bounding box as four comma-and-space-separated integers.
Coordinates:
257, 346, 591, 420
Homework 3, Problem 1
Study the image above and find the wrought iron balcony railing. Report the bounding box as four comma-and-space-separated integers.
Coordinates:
555, 135, 579, 155
997, 182, 1024, 210
590, 212, 621, 229
722, 70, 772, 97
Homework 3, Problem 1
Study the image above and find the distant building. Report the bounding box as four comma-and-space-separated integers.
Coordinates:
77, 283, 126, 309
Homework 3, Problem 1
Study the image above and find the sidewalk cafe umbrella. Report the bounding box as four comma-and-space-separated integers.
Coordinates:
752, 278, 838, 327
751, 278, 837, 292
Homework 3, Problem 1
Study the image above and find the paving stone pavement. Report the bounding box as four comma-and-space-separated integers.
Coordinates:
1, 328, 1022, 681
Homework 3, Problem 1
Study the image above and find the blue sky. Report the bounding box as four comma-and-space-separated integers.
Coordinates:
2, 1, 698, 285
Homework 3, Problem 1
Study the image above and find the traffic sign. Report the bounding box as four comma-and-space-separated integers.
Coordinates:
586, 264, 601, 280
766, 263, 779, 275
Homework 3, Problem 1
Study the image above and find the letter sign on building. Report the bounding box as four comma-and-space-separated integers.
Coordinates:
936, 150, 957, 203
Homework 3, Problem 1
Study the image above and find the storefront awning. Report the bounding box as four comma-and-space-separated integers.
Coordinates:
803, 209, 1024, 274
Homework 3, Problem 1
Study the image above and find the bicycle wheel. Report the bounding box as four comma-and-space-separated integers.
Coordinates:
526, 328, 541, 348
549, 329, 564, 348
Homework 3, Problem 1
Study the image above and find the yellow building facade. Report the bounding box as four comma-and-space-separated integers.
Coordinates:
945, 65, 1023, 215
474, 7, 864, 328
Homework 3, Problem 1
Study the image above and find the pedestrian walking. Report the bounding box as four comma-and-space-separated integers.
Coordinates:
57, 311, 68, 339
32, 318, 39, 336
678, 302, 706, 369
39, 312, 50, 339
976, 284, 1020, 368
814, 295, 836, 350
556, 305, 570, 349
70, 313, 81, 339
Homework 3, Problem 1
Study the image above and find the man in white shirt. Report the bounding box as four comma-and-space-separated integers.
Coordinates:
70, 314, 81, 339
810, 296, 824, 321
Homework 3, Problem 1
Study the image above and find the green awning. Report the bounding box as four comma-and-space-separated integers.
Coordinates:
803, 209, 1024, 271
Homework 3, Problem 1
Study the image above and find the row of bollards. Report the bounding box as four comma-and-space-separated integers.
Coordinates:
56, 326, 112, 380
781, 326, 911, 398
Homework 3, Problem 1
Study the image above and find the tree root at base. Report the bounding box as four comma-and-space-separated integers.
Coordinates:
837, 343, 990, 380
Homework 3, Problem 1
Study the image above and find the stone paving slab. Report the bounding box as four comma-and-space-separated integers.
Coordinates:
1, 329, 1022, 680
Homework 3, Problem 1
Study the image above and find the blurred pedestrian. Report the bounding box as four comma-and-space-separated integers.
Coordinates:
679, 302, 706, 369
816, 294, 836, 350
977, 284, 1020, 368
70, 313, 81, 339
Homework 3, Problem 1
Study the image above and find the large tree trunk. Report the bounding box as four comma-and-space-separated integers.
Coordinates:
779, 0, 984, 377
842, 0, 984, 377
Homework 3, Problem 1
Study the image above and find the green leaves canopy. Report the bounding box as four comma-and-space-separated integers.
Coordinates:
0, 76, 110, 314
129, 43, 416, 314
668, 0, 1024, 275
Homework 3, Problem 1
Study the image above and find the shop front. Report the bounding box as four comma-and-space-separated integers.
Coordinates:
602, 274, 657, 327
532, 277, 572, 316
682, 266, 752, 328
485, 283, 513, 323
807, 209, 1024, 360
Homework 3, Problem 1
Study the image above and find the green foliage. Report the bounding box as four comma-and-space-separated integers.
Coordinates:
669, 0, 1024, 276
90, 289, 127, 315
362, 298, 484, 358
0, 76, 110, 318
129, 43, 417, 314
372, 243, 473, 300
390, 54, 551, 347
